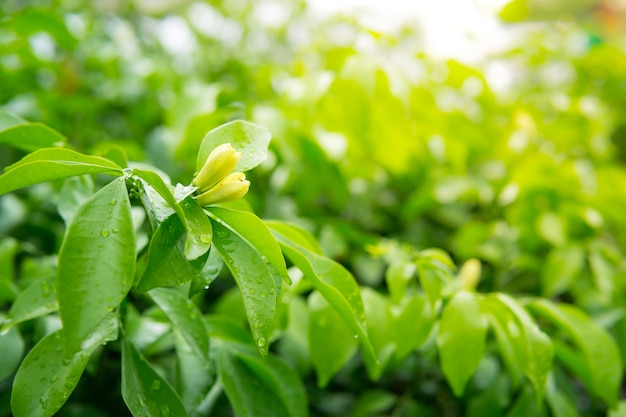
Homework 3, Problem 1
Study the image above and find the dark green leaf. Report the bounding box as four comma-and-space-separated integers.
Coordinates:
121, 340, 189, 417
57, 178, 135, 355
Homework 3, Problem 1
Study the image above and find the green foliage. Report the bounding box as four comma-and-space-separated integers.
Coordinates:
1, 0, 626, 416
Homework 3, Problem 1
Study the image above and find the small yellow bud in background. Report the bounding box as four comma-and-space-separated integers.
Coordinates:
195, 172, 250, 206
459, 258, 481, 291
193, 143, 242, 192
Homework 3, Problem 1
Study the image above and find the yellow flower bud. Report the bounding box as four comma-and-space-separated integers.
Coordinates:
459, 258, 481, 291
193, 143, 242, 192
195, 172, 250, 206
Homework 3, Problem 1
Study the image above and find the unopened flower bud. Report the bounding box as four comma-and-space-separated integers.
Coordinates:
193, 143, 242, 192
195, 172, 250, 206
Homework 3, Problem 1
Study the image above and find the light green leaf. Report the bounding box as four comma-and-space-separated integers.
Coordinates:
134, 169, 211, 260
529, 299, 622, 406
136, 214, 208, 292
393, 294, 435, 360
361, 287, 395, 379
0, 111, 26, 130
208, 208, 290, 286
57, 175, 96, 225
121, 340, 189, 417
208, 215, 279, 356
189, 246, 224, 298
541, 245, 585, 297
0, 148, 122, 195
0, 123, 67, 152
196, 120, 271, 173
0, 326, 24, 381
11, 314, 119, 417
269, 223, 378, 371
173, 330, 212, 413
264, 221, 324, 255
415, 251, 454, 306
609, 401, 626, 417
308, 291, 358, 387
179, 196, 212, 260
494, 294, 553, 403
481, 298, 525, 389
437, 291, 488, 396
57, 178, 135, 355
5, 275, 57, 329
149, 287, 210, 367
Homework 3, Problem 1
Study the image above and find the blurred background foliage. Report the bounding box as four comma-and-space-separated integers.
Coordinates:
2, 0, 626, 415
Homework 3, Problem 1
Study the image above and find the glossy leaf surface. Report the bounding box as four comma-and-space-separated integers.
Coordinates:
57, 178, 135, 355
121, 340, 189, 417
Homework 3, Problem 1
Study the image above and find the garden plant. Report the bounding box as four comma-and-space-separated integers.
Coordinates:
1, 0, 626, 416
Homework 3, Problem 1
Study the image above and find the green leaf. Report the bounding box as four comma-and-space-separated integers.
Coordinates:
0, 111, 26, 130
207, 211, 282, 356
529, 299, 622, 406
541, 245, 585, 297
609, 401, 626, 417
481, 298, 525, 389
179, 196, 212, 260
136, 214, 208, 292
173, 330, 212, 413
361, 287, 395, 379
121, 340, 189, 417
57, 175, 96, 225
196, 120, 271, 173
0, 326, 24, 381
264, 221, 324, 255
493, 294, 553, 403
57, 178, 135, 355
134, 169, 212, 260
0, 148, 122, 195
415, 251, 454, 306
217, 346, 308, 417
5, 275, 57, 328
269, 222, 378, 371
437, 291, 488, 396
149, 287, 210, 368
0, 123, 67, 152
189, 246, 224, 298
308, 291, 358, 387
393, 294, 435, 360
11, 314, 119, 417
